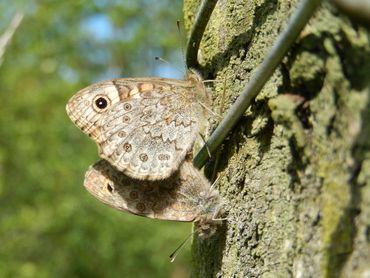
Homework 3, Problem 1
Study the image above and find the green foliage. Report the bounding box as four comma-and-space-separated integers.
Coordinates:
0, 1, 192, 277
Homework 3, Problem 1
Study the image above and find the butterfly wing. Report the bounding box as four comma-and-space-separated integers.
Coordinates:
67, 74, 209, 181
99, 79, 204, 180
84, 160, 204, 221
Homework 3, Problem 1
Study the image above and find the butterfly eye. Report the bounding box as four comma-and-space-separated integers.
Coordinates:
93, 95, 111, 112
106, 183, 113, 193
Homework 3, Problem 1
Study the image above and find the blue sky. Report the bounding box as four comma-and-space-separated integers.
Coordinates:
80, 13, 183, 80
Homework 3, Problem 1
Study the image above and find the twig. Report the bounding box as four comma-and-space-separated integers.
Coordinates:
193, 0, 323, 169
186, 0, 219, 69
0, 12, 24, 65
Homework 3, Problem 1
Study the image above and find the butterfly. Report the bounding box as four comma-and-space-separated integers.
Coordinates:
84, 159, 224, 238
66, 70, 211, 181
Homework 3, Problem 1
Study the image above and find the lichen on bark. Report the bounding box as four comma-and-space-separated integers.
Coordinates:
184, 0, 370, 277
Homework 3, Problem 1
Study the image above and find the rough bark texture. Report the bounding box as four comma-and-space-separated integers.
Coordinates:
184, 1, 370, 277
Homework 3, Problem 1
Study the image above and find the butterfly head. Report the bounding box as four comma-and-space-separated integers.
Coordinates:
187, 69, 210, 102
66, 81, 120, 141
193, 186, 226, 238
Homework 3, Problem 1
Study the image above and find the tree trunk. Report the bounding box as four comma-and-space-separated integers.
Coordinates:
184, 0, 370, 277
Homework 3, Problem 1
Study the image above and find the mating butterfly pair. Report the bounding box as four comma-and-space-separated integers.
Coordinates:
66, 70, 224, 236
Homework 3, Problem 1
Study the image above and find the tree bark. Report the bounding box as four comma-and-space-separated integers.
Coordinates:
184, 0, 370, 277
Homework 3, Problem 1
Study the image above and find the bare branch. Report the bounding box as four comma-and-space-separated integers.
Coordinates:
0, 12, 24, 65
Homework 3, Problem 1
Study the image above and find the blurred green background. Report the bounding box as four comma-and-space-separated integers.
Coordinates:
0, 1, 193, 277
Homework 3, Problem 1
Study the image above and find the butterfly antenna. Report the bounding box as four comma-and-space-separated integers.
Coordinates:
199, 77, 226, 119
202, 79, 217, 84
212, 201, 228, 221
169, 232, 194, 262
211, 147, 222, 181
154, 56, 184, 76
176, 20, 187, 72
198, 101, 222, 119
208, 175, 220, 192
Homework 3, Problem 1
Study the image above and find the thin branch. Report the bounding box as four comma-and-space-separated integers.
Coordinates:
186, 0, 218, 69
0, 12, 24, 65
193, 0, 323, 169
